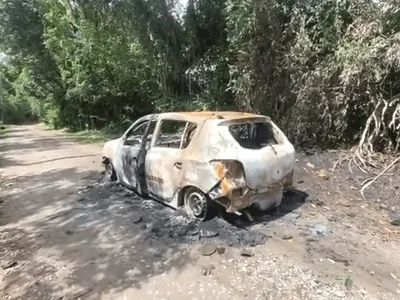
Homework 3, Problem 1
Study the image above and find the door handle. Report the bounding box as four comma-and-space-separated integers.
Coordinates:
173, 162, 182, 170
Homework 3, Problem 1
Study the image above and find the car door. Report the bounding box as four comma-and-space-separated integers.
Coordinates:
145, 119, 197, 202
116, 120, 153, 190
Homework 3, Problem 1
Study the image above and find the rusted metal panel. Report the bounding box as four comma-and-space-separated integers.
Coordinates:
101, 111, 296, 216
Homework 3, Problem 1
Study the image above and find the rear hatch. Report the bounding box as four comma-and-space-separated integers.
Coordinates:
217, 117, 295, 189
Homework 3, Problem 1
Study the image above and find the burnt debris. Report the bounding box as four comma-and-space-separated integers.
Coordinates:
77, 181, 308, 248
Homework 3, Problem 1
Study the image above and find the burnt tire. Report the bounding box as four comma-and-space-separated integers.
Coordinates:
104, 162, 117, 182
184, 187, 209, 221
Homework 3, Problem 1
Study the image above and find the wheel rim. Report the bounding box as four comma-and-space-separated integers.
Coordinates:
187, 191, 207, 218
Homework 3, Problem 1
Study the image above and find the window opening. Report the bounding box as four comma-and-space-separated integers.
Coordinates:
124, 121, 149, 146
155, 120, 196, 149
228, 122, 277, 149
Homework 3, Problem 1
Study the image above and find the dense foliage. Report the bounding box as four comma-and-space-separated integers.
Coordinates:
0, 0, 399, 160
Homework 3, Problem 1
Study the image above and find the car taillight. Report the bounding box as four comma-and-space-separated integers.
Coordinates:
208, 160, 246, 200
210, 160, 246, 181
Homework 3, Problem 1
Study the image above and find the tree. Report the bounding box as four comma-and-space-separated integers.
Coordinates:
0, 0, 399, 165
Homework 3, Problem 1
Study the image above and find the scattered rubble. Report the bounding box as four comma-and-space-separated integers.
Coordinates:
281, 210, 302, 224
240, 249, 253, 257
281, 234, 293, 240
199, 229, 219, 238
309, 223, 329, 237
216, 246, 226, 255
132, 214, 143, 224
389, 212, 400, 226
306, 162, 316, 169
1, 261, 17, 270
344, 275, 353, 290
334, 290, 346, 298
72, 287, 94, 299
199, 243, 216, 256
360, 288, 368, 295
200, 265, 215, 276
307, 198, 324, 207
330, 252, 350, 267
316, 169, 330, 180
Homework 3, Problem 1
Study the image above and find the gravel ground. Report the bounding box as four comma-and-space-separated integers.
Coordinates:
0, 124, 399, 300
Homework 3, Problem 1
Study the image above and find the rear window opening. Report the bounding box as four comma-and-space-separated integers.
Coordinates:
228, 122, 278, 149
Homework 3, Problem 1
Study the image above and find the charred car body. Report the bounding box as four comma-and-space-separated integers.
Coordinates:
102, 111, 295, 220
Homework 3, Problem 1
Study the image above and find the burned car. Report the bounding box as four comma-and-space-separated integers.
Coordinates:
102, 111, 295, 220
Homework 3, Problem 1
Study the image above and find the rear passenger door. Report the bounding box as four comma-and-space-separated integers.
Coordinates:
145, 119, 197, 202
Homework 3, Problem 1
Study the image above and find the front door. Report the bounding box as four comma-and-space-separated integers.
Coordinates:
116, 120, 155, 190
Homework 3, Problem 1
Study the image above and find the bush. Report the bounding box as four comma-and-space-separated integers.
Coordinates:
0, 96, 35, 124
42, 105, 62, 129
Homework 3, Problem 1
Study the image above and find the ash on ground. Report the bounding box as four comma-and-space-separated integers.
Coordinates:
77, 181, 306, 248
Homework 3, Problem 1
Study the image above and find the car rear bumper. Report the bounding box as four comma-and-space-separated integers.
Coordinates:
209, 170, 293, 213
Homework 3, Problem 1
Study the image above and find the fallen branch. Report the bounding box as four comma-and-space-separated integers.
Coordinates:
360, 156, 400, 199
89, 115, 108, 121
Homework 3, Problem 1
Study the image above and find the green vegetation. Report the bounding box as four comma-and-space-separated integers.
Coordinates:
65, 128, 121, 145
1, 0, 399, 165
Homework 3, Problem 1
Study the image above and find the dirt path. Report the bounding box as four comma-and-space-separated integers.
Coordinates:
0, 124, 399, 300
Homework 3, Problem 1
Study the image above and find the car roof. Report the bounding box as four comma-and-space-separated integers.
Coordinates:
155, 111, 264, 122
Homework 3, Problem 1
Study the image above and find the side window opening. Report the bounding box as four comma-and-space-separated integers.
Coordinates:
155, 120, 197, 149
228, 122, 278, 149
124, 120, 156, 147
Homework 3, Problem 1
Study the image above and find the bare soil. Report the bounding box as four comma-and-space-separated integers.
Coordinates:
0, 124, 399, 300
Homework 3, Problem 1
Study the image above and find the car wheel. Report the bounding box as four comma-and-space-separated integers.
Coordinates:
184, 188, 208, 220
104, 162, 117, 181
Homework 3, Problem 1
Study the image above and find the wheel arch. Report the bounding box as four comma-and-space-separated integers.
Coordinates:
102, 155, 112, 164
102, 155, 118, 181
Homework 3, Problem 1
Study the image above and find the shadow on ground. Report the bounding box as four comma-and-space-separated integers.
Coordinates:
0, 135, 80, 168
0, 137, 74, 153
0, 168, 194, 300
0, 133, 25, 140
0, 165, 308, 300
219, 188, 308, 229
0, 125, 309, 300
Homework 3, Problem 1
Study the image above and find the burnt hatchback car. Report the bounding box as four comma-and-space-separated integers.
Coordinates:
102, 111, 295, 220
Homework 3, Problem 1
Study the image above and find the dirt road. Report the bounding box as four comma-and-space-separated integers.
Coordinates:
1, 124, 400, 300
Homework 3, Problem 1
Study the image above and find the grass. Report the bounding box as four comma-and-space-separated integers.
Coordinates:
40, 122, 124, 145
65, 128, 122, 145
